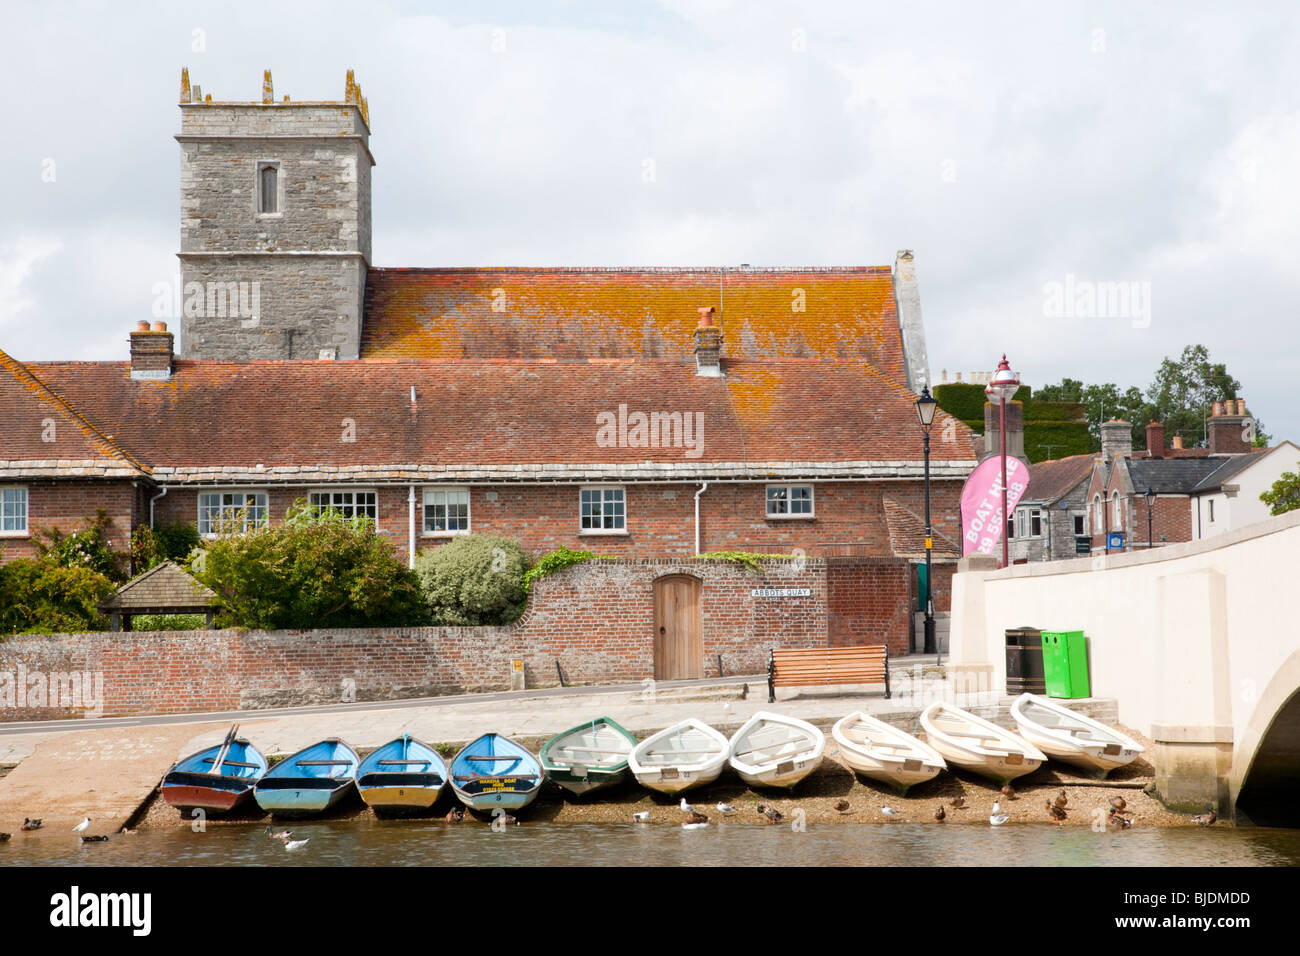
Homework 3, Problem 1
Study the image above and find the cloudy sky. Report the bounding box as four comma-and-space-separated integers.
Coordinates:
2, 1, 1297, 440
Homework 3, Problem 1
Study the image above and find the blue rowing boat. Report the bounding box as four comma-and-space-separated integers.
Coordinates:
162, 725, 267, 815
356, 735, 448, 817
253, 738, 359, 818
450, 733, 544, 812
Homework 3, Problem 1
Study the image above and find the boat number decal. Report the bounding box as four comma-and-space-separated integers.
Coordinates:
1005, 753, 1024, 765
902, 759, 921, 772
776, 761, 795, 775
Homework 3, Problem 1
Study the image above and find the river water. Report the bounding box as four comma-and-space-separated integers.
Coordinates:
6, 819, 1300, 867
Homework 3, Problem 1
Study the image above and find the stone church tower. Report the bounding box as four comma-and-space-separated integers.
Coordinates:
176, 69, 373, 360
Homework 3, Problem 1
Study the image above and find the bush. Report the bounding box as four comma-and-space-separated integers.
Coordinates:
34, 510, 125, 582
1261, 470, 1300, 516
131, 521, 201, 573
189, 500, 428, 629
0, 558, 115, 635
131, 614, 207, 631
414, 535, 529, 626
522, 545, 595, 592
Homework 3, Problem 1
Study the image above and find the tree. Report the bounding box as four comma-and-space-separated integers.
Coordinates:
189, 501, 427, 629
1260, 470, 1300, 516
414, 535, 530, 626
1147, 345, 1244, 448
1034, 378, 1154, 451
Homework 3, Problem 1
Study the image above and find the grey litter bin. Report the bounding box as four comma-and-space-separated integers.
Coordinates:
1005, 626, 1045, 694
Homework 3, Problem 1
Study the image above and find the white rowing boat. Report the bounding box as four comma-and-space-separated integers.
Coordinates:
831, 711, 946, 794
728, 711, 826, 789
628, 719, 729, 796
1010, 694, 1144, 777
919, 702, 1045, 785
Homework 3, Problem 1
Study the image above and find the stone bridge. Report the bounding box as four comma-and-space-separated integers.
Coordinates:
949, 508, 1300, 826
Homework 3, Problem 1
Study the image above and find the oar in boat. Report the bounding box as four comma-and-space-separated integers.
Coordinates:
210, 725, 237, 776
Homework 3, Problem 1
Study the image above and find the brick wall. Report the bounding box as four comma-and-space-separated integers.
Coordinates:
0, 555, 911, 720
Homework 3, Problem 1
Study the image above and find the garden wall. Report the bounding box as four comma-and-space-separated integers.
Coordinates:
0, 555, 911, 720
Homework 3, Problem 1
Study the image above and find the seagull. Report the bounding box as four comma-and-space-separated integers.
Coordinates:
121, 829, 138, 836
679, 798, 698, 814
266, 826, 292, 840
756, 804, 783, 824
949, 796, 966, 809
284, 838, 310, 851
715, 802, 737, 814
633, 811, 650, 823
1046, 800, 1067, 823
1191, 807, 1217, 827
73, 817, 91, 832
682, 811, 710, 829
20, 818, 42, 831
833, 800, 851, 813
989, 801, 1009, 826
1054, 789, 1069, 810
494, 813, 520, 827
80, 835, 109, 844
934, 806, 946, 822
1109, 795, 1127, 812
881, 806, 900, 818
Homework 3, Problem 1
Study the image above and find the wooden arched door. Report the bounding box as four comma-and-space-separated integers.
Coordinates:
653, 575, 702, 680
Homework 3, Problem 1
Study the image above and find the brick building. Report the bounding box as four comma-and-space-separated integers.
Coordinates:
0, 69, 979, 659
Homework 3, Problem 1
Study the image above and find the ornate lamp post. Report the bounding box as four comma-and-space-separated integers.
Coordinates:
915, 386, 939, 660
1145, 486, 1156, 550
984, 356, 1021, 569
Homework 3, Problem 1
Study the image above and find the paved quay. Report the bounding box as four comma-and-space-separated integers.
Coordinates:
0, 658, 1120, 834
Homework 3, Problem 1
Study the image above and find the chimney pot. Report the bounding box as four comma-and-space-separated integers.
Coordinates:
151, 321, 168, 333
693, 308, 722, 376
1212, 401, 1225, 417
1172, 435, 1185, 450
136, 320, 151, 332
697, 306, 715, 328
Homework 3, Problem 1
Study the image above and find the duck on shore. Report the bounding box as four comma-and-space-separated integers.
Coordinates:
682, 811, 709, 829
934, 806, 946, 822
1191, 807, 1217, 827
756, 804, 783, 825
1045, 801, 1067, 824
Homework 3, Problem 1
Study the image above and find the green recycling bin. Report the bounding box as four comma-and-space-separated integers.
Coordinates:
1041, 630, 1090, 698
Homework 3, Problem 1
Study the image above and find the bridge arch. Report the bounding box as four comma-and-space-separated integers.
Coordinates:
1231, 646, 1300, 827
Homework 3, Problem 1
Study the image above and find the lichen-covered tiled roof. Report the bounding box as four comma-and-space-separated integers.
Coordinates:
360, 267, 906, 378
883, 496, 961, 558
26, 357, 975, 479
0, 348, 149, 477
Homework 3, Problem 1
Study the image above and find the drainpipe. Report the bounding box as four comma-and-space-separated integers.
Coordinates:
149, 485, 168, 528
408, 484, 417, 569
694, 482, 708, 555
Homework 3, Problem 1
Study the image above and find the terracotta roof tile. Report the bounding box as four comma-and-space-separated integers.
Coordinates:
26, 358, 976, 477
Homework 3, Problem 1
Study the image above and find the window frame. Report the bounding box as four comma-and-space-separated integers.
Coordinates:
0, 485, 29, 537
197, 489, 270, 537
579, 485, 627, 535
422, 487, 471, 537
1073, 513, 1086, 537
255, 160, 283, 218
765, 483, 816, 519
308, 488, 379, 528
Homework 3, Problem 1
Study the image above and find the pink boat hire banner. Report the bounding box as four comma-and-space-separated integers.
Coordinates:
960, 456, 1031, 557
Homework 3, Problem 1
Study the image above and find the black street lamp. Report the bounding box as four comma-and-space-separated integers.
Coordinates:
1145, 486, 1156, 550
916, 386, 939, 660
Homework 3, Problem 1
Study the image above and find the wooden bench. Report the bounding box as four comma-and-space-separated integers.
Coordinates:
767, 646, 890, 703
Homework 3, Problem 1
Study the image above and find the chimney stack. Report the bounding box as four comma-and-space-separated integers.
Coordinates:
1145, 420, 1165, 459
982, 400, 1025, 460
1100, 419, 1133, 463
693, 307, 722, 377
130, 320, 174, 380
1208, 397, 1251, 455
